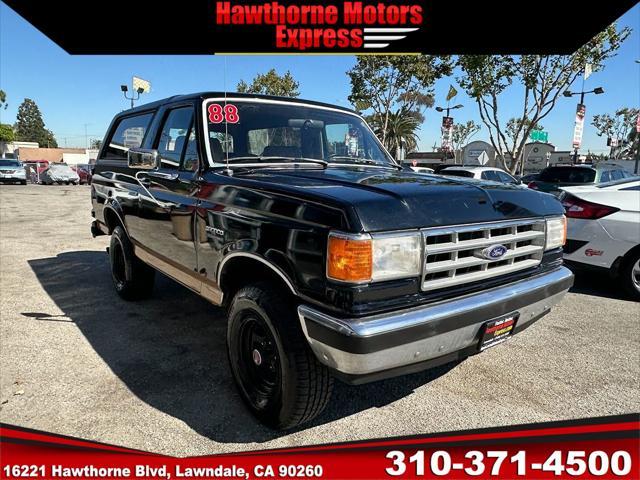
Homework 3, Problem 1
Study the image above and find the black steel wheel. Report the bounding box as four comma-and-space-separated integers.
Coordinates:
236, 313, 282, 410
109, 226, 156, 300
227, 282, 333, 429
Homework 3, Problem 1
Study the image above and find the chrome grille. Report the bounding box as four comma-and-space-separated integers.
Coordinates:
422, 219, 546, 291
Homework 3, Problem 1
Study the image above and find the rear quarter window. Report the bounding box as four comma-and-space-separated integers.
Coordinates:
101, 113, 154, 161
441, 170, 475, 178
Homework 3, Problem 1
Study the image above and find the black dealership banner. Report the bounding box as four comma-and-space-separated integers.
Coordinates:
1, 414, 639, 479
2, 0, 639, 54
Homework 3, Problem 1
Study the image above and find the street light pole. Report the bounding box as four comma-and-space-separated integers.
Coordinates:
435, 104, 463, 161
563, 87, 604, 164
121, 84, 144, 109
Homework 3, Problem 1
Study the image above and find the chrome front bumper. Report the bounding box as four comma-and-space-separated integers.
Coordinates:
298, 267, 573, 379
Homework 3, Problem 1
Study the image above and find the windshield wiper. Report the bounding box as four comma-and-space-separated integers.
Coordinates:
224, 156, 328, 169
329, 156, 402, 170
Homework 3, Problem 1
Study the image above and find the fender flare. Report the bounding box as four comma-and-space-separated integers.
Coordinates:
102, 201, 129, 238
217, 252, 297, 296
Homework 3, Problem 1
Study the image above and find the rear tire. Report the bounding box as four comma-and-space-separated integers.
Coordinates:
109, 226, 155, 300
620, 251, 640, 301
227, 283, 333, 429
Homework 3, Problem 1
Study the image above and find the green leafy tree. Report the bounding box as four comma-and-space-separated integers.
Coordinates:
591, 108, 640, 159
0, 90, 7, 110
451, 120, 481, 163
348, 55, 452, 146
457, 24, 630, 173
14, 98, 58, 148
237, 69, 300, 97
0, 124, 15, 142
90, 139, 103, 150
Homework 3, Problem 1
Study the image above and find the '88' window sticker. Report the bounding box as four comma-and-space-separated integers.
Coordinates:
208, 103, 239, 124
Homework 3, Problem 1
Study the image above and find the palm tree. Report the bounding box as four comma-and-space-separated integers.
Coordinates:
370, 108, 421, 159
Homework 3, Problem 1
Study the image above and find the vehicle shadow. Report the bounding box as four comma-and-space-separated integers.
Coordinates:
568, 268, 631, 301
27, 251, 459, 444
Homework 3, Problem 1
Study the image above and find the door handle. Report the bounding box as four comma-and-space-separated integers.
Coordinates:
147, 171, 179, 181
138, 175, 151, 187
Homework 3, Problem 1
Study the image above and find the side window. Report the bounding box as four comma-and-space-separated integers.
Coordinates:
600, 171, 611, 183
156, 108, 194, 170
610, 170, 624, 181
496, 171, 516, 184
182, 127, 199, 173
482, 171, 500, 182
103, 113, 154, 160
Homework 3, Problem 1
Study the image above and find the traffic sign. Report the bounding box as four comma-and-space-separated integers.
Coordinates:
530, 129, 548, 143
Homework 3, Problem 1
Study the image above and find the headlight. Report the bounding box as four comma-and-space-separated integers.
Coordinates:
371, 232, 422, 281
545, 216, 567, 250
327, 231, 422, 283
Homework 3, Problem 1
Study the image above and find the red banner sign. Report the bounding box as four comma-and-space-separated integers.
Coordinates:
1, 415, 638, 479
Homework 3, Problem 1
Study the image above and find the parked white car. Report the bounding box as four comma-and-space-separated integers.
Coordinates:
439, 166, 520, 185
39, 163, 80, 185
560, 178, 640, 300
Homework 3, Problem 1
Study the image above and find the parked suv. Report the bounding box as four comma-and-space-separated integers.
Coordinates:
529, 164, 633, 196
91, 93, 573, 429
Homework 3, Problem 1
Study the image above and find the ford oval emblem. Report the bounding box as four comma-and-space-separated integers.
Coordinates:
478, 244, 508, 261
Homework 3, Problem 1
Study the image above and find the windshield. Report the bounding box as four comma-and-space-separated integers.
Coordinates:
539, 167, 595, 183
597, 177, 639, 188
0, 160, 21, 167
204, 99, 394, 167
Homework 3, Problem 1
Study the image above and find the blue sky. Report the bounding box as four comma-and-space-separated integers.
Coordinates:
0, 2, 638, 153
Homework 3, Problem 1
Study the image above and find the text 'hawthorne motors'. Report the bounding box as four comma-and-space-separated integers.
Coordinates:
215, 1, 424, 50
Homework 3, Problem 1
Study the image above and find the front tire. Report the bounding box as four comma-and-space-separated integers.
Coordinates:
620, 251, 640, 301
109, 226, 155, 300
227, 283, 333, 429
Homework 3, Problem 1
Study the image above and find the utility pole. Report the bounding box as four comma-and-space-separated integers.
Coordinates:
83, 123, 91, 149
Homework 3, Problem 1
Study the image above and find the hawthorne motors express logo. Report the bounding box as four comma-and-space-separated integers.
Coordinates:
216, 1, 423, 50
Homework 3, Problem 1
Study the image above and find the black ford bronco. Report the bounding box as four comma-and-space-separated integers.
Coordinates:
90, 93, 573, 429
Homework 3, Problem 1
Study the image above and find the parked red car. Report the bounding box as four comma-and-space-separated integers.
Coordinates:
71, 165, 93, 185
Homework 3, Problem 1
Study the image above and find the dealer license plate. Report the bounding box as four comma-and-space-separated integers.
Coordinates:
479, 313, 518, 351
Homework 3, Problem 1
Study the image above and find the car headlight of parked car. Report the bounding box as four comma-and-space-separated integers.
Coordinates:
327, 231, 422, 283
545, 216, 567, 251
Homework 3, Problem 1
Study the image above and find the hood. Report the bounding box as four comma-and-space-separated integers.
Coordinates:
231, 167, 564, 232
0, 165, 22, 171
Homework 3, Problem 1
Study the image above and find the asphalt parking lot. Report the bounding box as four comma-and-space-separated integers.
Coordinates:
1, 184, 638, 457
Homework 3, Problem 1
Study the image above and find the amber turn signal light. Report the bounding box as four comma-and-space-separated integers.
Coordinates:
327, 234, 372, 282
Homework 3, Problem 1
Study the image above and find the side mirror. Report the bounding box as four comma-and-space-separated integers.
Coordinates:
128, 148, 159, 170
